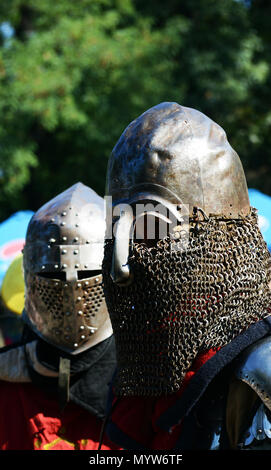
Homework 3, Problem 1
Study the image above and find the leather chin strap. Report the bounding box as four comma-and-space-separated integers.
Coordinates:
58, 357, 71, 411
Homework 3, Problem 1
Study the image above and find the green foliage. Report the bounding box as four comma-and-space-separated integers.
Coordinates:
0, 0, 270, 218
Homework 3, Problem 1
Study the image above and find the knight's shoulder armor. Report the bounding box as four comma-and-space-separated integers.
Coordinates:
235, 335, 271, 449
236, 335, 271, 410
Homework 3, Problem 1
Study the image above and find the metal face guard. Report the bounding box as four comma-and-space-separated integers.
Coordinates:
23, 183, 113, 353
110, 208, 134, 286
23, 271, 112, 354
109, 192, 188, 287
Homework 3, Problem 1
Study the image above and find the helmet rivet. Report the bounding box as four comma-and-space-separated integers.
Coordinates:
85, 281, 89, 285
80, 325, 85, 330
74, 343, 78, 348
77, 296, 82, 301
50, 218, 55, 222
90, 328, 95, 334
49, 238, 56, 243
54, 264, 59, 269
41, 265, 45, 270
75, 264, 79, 268
74, 237, 79, 242
62, 249, 67, 254
81, 335, 85, 340
60, 222, 66, 226
95, 277, 99, 283
62, 236, 67, 241
61, 211, 67, 216
54, 282, 59, 287
75, 224, 79, 228
62, 264, 67, 269
77, 283, 82, 288
78, 310, 83, 315
86, 240, 90, 244
73, 250, 78, 255
84, 264, 88, 268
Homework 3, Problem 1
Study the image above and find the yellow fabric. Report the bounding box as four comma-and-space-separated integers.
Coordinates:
1, 254, 24, 315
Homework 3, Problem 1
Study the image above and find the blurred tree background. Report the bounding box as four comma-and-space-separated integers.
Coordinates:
0, 0, 269, 219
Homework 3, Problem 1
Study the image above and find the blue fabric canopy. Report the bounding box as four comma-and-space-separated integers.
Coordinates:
0, 211, 33, 286
248, 188, 271, 251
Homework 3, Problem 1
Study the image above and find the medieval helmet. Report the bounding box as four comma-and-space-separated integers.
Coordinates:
102, 102, 271, 397
105, 102, 250, 285
23, 182, 112, 354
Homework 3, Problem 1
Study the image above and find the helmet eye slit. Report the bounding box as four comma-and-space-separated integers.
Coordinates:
37, 272, 66, 281
133, 213, 170, 248
77, 270, 102, 280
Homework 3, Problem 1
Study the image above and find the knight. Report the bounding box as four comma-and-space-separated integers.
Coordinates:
101, 102, 271, 450
0, 182, 120, 450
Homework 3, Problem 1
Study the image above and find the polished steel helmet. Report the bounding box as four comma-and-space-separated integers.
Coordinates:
23, 182, 112, 354
105, 101, 251, 285
106, 101, 250, 215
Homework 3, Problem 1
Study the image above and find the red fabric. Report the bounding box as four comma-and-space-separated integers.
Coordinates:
111, 348, 220, 449
0, 381, 120, 450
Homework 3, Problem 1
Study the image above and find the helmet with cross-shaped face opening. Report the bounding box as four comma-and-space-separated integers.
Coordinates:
23, 182, 112, 354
